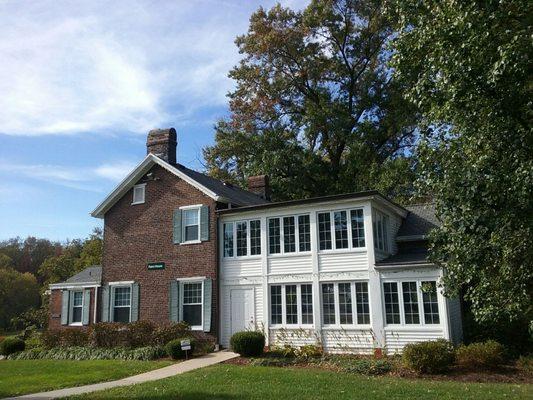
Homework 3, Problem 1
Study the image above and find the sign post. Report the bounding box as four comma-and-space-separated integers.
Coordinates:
181, 339, 191, 360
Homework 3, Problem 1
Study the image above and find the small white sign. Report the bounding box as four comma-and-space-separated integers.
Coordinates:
181, 339, 191, 351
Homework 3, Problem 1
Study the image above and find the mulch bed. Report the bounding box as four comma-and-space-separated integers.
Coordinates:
223, 356, 532, 384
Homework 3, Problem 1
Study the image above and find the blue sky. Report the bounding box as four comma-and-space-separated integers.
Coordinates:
0, 0, 307, 241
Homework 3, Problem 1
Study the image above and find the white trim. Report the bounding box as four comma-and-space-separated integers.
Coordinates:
179, 204, 204, 210
181, 280, 204, 331
69, 290, 84, 326
181, 206, 201, 244
49, 283, 100, 290
176, 276, 207, 282
108, 280, 135, 286
94, 286, 98, 324
91, 154, 225, 218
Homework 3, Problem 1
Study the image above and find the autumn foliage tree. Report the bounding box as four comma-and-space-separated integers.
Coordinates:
204, 0, 420, 202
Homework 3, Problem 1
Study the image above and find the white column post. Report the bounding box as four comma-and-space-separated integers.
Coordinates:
309, 211, 322, 346
260, 215, 269, 345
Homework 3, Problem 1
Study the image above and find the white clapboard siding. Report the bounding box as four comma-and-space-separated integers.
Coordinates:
318, 251, 368, 273
268, 328, 319, 347
221, 258, 262, 280
268, 255, 312, 275
322, 329, 375, 354
384, 328, 445, 353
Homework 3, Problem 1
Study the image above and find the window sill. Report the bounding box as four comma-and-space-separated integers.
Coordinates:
321, 325, 372, 331
318, 248, 367, 255
223, 255, 262, 261
384, 325, 443, 331
180, 240, 202, 245
190, 326, 204, 331
69, 322, 83, 327
269, 325, 315, 330
131, 201, 145, 205
267, 252, 312, 258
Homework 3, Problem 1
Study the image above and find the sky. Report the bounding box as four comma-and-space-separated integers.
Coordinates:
0, 0, 307, 241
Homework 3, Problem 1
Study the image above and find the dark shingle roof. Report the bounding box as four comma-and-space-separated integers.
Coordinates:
397, 203, 439, 237
173, 163, 269, 207
375, 246, 430, 267
64, 266, 102, 284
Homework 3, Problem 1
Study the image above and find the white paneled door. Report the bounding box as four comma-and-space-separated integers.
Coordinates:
230, 288, 255, 335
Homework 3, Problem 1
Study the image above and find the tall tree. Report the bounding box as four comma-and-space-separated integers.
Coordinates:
204, 0, 420, 201
390, 0, 532, 324
0, 268, 40, 329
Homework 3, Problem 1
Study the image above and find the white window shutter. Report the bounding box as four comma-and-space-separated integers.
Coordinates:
82, 290, 90, 325
203, 278, 212, 332
200, 205, 209, 241
61, 290, 69, 325
173, 209, 183, 244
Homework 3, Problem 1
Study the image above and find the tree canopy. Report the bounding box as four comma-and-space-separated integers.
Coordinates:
390, 0, 532, 324
204, 0, 420, 202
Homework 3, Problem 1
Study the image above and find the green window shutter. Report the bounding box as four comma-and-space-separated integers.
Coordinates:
203, 278, 212, 332
200, 205, 209, 241
178, 281, 184, 322
61, 290, 70, 325
169, 280, 179, 322
131, 283, 140, 322
173, 209, 183, 244
101, 285, 110, 322
82, 289, 91, 325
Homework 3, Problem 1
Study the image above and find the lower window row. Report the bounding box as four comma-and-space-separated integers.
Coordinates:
270, 282, 370, 326
269, 280, 441, 327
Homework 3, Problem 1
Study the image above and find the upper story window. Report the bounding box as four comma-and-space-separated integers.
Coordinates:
383, 280, 440, 326
183, 207, 200, 242
223, 219, 261, 258
132, 184, 146, 205
373, 211, 390, 252
318, 208, 366, 251
268, 214, 311, 255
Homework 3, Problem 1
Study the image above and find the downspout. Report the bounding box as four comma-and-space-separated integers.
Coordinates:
93, 286, 98, 324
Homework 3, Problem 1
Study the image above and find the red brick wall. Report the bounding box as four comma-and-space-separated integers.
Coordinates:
102, 164, 220, 341
48, 288, 96, 330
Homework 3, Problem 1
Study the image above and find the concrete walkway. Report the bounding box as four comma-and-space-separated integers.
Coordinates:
5, 350, 239, 400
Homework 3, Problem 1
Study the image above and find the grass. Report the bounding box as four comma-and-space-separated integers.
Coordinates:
0, 359, 173, 397
69, 364, 532, 400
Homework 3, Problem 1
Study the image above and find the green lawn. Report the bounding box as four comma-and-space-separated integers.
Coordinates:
0, 359, 173, 397
69, 364, 532, 400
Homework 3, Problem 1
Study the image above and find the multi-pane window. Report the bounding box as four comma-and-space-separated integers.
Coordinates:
285, 285, 298, 324
350, 209, 365, 248
321, 282, 371, 326
301, 284, 313, 324
373, 211, 389, 252
270, 284, 313, 326
338, 283, 353, 324
319, 209, 366, 251
183, 208, 200, 242
223, 222, 234, 257
236, 222, 248, 257
402, 282, 420, 324
71, 291, 83, 324
298, 215, 311, 252
321, 283, 336, 325
422, 281, 440, 324
383, 282, 401, 324
268, 218, 281, 254
383, 280, 441, 325
270, 286, 282, 324
223, 220, 261, 258
283, 217, 296, 253
183, 282, 202, 328
334, 211, 349, 249
318, 212, 332, 250
250, 220, 261, 256
113, 286, 131, 323
268, 215, 311, 254
355, 282, 370, 324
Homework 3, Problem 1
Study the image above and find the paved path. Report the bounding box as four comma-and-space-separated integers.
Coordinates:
5, 351, 239, 400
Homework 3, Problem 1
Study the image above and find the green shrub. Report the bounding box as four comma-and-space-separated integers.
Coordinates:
24, 331, 42, 350
269, 344, 297, 358
123, 321, 156, 348
61, 329, 89, 347
341, 358, 392, 375
165, 338, 196, 360
193, 339, 214, 356
0, 337, 25, 355
517, 355, 533, 374
40, 329, 61, 349
456, 340, 505, 370
230, 331, 265, 357
296, 344, 323, 359
152, 322, 190, 346
7, 346, 165, 361
89, 323, 126, 348
403, 339, 455, 374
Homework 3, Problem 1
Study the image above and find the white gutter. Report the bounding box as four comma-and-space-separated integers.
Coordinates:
94, 285, 98, 324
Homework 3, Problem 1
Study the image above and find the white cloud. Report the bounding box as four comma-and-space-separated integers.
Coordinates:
94, 161, 137, 182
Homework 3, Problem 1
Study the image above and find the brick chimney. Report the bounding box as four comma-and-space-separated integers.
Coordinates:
247, 175, 271, 200
146, 128, 177, 164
